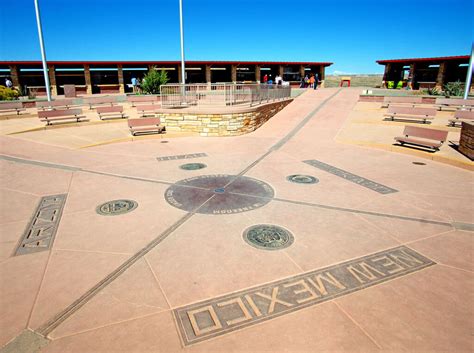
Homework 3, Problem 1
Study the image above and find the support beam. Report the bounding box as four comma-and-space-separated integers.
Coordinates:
435, 62, 447, 91
9, 65, 20, 90
231, 65, 237, 83
205, 65, 211, 83
382, 64, 391, 88
255, 65, 261, 83
84, 64, 92, 94
48, 64, 57, 96
178, 65, 183, 83
299, 65, 305, 79
279, 65, 284, 77
408, 63, 416, 90
117, 64, 125, 93
319, 66, 325, 88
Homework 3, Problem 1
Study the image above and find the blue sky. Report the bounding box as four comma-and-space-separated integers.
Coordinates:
0, 0, 472, 73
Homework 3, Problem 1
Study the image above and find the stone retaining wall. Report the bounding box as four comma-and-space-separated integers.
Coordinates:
459, 122, 474, 160
158, 99, 292, 136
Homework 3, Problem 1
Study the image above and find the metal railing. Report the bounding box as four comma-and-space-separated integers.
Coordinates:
160, 83, 291, 108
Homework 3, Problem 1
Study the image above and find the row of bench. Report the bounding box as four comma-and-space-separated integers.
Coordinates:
383, 106, 474, 126
381, 96, 474, 110
37, 107, 164, 135
0, 95, 161, 116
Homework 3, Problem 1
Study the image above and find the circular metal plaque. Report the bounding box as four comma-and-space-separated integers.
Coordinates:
180, 163, 207, 170
287, 174, 319, 184
165, 174, 274, 214
96, 199, 138, 216
243, 224, 294, 250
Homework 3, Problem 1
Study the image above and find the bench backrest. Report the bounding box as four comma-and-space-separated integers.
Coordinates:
403, 126, 448, 142
96, 105, 123, 114
128, 118, 161, 127
383, 96, 422, 104
436, 98, 474, 106
388, 106, 437, 116
38, 108, 82, 118
127, 96, 160, 103
136, 104, 159, 111
85, 97, 116, 104
0, 102, 23, 110
454, 110, 474, 119
36, 99, 74, 108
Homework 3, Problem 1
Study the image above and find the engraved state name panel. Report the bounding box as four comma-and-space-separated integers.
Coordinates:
157, 153, 207, 161
174, 246, 434, 345
15, 194, 67, 256
303, 159, 398, 194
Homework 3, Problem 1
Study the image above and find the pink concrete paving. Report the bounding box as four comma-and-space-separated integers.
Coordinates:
0, 88, 472, 353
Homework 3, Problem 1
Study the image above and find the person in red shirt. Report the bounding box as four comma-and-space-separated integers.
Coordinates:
263, 74, 268, 84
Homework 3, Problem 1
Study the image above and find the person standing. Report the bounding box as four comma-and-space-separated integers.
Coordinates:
300, 75, 305, 88
136, 78, 142, 94
304, 74, 309, 88
5, 78, 12, 88
313, 73, 319, 90
263, 74, 268, 84
131, 76, 137, 93
268, 74, 273, 85
309, 75, 315, 89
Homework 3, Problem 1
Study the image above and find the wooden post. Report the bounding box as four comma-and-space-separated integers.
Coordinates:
117, 64, 125, 93
255, 65, 261, 83
47, 64, 57, 96
231, 64, 237, 83
9, 65, 20, 90
205, 65, 211, 83
84, 64, 92, 94
436, 62, 446, 91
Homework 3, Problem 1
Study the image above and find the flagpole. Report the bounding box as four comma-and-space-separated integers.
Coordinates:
34, 0, 52, 101
463, 43, 473, 100
179, 0, 185, 85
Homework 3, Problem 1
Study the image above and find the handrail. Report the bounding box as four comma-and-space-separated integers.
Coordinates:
160, 83, 291, 108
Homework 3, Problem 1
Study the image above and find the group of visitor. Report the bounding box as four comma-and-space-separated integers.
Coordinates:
262, 74, 283, 85
300, 73, 319, 90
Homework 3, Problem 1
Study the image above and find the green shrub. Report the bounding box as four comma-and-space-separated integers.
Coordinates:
443, 81, 464, 97
141, 67, 169, 94
0, 85, 19, 100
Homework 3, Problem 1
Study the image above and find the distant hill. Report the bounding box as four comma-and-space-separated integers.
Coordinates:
324, 74, 383, 88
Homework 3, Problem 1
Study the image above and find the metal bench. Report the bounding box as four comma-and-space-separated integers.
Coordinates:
126, 95, 160, 107
136, 104, 160, 117
384, 106, 436, 124
38, 108, 86, 125
36, 99, 76, 110
84, 96, 116, 109
448, 110, 474, 127
97, 105, 127, 120
435, 98, 474, 111
128, 118, 165, 136
394, 126, 448, 151
381, 96, 423, 108
0, 102, 26, 115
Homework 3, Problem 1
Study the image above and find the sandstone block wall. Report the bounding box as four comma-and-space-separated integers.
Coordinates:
158, 99, 292, 136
